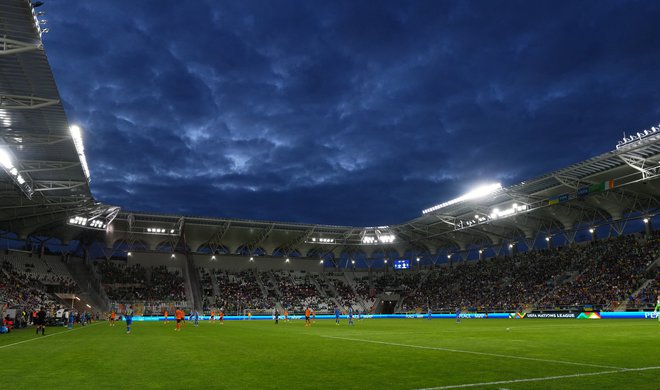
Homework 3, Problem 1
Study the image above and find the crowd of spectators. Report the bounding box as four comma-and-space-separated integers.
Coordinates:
542, 235, 659, 309
274, 270, 330, 312
97, 262, 186, 303
1, 261, 61, 309
210, 269, 272, 313
404, 235, 659, 312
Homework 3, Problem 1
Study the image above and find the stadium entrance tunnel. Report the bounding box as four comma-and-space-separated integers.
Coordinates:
381, 300, 396, 314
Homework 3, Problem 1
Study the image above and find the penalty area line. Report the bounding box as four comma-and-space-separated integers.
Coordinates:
322, 335, 625, 370
0, 322, 102, 350
416, 366, 660, 389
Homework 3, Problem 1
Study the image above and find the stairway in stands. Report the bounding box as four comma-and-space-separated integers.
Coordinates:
184, 253, 203, 310
64, 257, 109, 312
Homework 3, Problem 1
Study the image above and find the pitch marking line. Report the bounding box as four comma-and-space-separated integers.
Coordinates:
322, 335, 625, 370
417, 366, 660, 389
0, 322, 102, 350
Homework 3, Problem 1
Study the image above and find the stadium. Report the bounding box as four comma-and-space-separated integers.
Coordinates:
1, 1, 659, 389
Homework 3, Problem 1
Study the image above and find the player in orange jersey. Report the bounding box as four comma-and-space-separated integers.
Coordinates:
304, 307, 311, 327
174, 308, 184, 331
210, 310, 215, 323
219, 309, 224, 325
109, 310, 116, 327
163, 310, 169, 324
284, 309, 288, 322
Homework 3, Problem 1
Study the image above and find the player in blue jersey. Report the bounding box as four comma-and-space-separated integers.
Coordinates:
427, 307, 432, 320
455, 307, 461, 324
68, 310, 75, 330
348, 307, 354, 325
125, 305, 134, 334
193, 310, 199, 327
654, 296, 659, 326
335, 307, 341, 325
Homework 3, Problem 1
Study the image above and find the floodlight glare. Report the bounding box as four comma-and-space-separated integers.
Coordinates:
0, 148, 34, 198
422, 183, 502, 214
0, 149, 12, 169
69, 125, 91, 181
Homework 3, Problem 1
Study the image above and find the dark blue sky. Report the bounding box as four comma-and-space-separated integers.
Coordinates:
42, 0, 660, 226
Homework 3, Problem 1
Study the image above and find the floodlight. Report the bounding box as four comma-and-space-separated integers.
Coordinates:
351, 260, 355, 264
171, 254, 176, 258
285, 258, 290, 263
589, 228, 594, 234
0, 148, 34, 198
0, 149, 12, 169
211, 256, 216, 260
320, 260, 324, 264
643, 218, 649, 224
69, 125, 91, 181
545, 237, 550, 242
422, 183, 502, 214
127, 252, 132, 256
75, 297, 80, 301
249, 257, 254, 261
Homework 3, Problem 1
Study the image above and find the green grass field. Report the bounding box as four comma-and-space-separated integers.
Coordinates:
1, 318, 658, 389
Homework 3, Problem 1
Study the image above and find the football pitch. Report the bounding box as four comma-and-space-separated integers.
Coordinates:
1, 318, 657, 389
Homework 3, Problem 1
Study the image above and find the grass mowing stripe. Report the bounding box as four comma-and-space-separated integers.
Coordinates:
0, 322, 101, 350
322, 335, 626, 370
417, 366, 660, 389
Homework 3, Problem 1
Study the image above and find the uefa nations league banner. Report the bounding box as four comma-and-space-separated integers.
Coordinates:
508, 311, 657, 320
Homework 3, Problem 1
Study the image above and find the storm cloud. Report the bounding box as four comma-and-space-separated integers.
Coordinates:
42, 0, 660, 226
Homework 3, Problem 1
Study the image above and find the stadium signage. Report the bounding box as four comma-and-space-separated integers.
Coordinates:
524, 312, 577, 319
123, 311, 655, 322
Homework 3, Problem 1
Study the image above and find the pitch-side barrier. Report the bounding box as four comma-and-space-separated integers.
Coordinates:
127, 311, 658, 321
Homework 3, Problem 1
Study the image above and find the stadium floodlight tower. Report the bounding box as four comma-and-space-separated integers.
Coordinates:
67, 204, 121, 231
422, 182, 502, 214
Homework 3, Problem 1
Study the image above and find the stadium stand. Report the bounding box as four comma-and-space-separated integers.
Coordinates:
96, 261, 186, 308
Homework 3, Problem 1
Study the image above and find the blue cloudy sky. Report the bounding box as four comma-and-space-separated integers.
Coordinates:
42, 0, 660, 226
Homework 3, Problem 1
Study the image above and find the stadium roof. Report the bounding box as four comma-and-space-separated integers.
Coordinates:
0, 0, 659, 259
